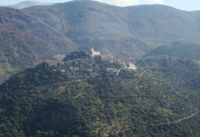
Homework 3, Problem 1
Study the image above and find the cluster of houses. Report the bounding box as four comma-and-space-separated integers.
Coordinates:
46, 49, 137, 77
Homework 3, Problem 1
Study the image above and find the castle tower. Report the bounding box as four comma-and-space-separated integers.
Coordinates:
91, 48, 100, 56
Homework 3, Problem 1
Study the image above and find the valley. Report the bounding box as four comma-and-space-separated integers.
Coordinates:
0, 1, 200, 137
1, 0, 200, 83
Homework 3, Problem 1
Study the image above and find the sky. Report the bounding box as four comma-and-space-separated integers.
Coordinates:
0, 0, 200, 11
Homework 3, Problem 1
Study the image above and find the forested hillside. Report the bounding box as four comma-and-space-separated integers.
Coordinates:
1, 1, 200, 83
0, 57, 200, 136
144, 42, 200, 60
0, 7, 76, 84
23, 1, 150, 58
24, 1, 200, 49
1, 1, 200, 136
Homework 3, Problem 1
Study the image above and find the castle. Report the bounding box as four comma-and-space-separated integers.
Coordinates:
90, 48, 100, 56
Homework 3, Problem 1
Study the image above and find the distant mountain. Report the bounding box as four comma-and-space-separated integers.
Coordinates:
24, 1, 151, 58
24, 1, 200, 49
2, 1, 200, 136
1, 57, 200, 136
0, 7, 77, 83
2, 1, 200, 83
6, 1, 55, 9
143, 42, 200, 60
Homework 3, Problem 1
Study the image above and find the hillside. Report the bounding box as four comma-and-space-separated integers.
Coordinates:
23, 1, 150, 58
1, 1, 200, 82
0, 7, 77, 84
0, 2, 200, 136
0, 57, 200, 136
143, 42, 200, 60
6, 1, 55, 9
23, 1, 200, 50
123, 5, 200, 45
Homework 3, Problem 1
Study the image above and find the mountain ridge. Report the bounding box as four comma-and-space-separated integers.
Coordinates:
0, 7, 77, 84
1, 1, 200, 84
1, 1, 200, 136
24, 1, 200, 46
3, 1, 56, 9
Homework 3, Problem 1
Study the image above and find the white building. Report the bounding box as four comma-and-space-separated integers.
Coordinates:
91, 48, 100, 56
121, 63, 137, 71
106, 68, 118, 73
90, 48, 100, 63
129, 63, 137, 70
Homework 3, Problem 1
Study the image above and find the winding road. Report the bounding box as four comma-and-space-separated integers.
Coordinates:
155, 111, 198, 126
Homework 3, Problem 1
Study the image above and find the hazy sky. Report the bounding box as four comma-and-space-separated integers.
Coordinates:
0, 0, 200, 11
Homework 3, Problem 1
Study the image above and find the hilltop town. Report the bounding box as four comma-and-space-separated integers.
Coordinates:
45, 49, 137, 77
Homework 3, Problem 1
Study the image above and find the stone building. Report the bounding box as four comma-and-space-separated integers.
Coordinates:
90, 48, 101, 63
121, 63, 137, 71
91, 48, 100, 56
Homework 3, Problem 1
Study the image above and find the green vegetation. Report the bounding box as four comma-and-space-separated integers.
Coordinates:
144, 41, 200, 60
23, 0, 200, 52
0, 7, 76, 84
1, 2, 200, 136
23, 1, 151, 58
63, 51, 90, 61
0, 58, 200, 136
2, 1, 200, 80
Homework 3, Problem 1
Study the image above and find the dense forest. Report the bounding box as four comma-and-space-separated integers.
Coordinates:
2, 0, 200, 83
62, 51, 90, 61
144, 42, 200, 60
0, 7, 76, 84
0, 57, 200, 136
1, 1, 200, 136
